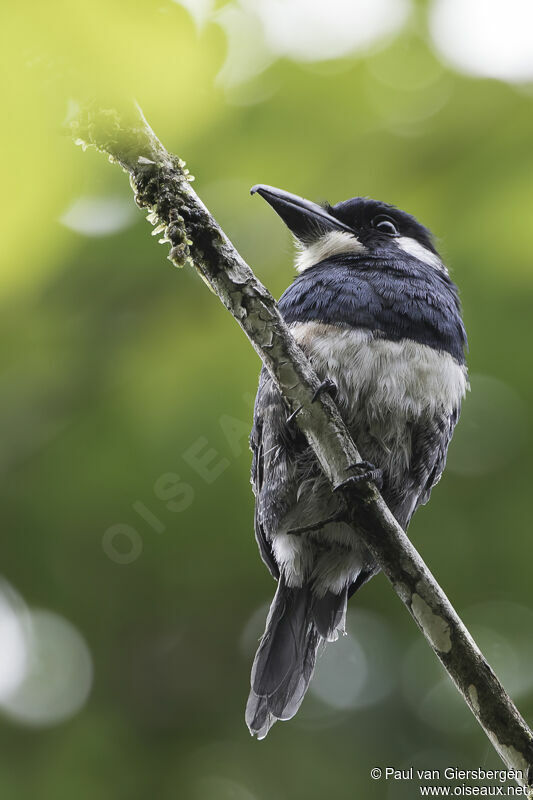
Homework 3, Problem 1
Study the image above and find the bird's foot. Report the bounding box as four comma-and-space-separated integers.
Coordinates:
285, 379, 337, 427
311, 378, 338, 404
334, 461, 383, 492
287, 511, 347, 536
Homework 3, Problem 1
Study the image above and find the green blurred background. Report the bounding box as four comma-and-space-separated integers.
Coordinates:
1, 1, 533, 798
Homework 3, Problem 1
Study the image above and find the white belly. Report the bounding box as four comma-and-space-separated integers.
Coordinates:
290, 321, 468, 421
270, 322, 468, 596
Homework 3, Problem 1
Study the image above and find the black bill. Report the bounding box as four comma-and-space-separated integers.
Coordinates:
250, 184, 354, 242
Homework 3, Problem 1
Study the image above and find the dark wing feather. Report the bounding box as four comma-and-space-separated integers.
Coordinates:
250, 401, 279, 580
250, 368, 302, 580
412, 405, 461, 511
387, 405, 461, 529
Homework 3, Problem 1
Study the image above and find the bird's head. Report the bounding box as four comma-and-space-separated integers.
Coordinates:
251, 184, 445, 274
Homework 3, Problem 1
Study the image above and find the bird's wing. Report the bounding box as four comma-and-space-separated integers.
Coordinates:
381, 406, 461, 532
250, 368, 300, 580
250, 419, 279, 580
414, 405, 460, 508
406, 405, 461, 520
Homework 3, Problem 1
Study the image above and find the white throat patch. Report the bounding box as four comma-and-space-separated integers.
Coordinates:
396, 237, 446, 273
295, 230, 366, 273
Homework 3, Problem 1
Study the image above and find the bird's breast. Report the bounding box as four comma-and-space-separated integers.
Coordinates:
290, 321, 468, 425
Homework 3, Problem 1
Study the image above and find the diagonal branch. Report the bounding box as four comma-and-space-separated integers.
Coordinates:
71, 102, 533, 795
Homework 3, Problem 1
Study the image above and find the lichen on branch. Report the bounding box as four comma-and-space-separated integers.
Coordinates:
70, 102, 195, 268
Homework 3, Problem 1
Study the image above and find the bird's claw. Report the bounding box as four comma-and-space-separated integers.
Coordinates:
286, 380, 337, 426
334, 461, 383, 492
312, 378, 338, 404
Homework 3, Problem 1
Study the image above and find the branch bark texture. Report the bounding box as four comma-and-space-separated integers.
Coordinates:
71, 103, 533, 795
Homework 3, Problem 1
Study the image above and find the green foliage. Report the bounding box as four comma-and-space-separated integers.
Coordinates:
1, 2, 533, 798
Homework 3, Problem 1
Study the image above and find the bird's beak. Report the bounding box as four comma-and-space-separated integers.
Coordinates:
251, 184, 354, 242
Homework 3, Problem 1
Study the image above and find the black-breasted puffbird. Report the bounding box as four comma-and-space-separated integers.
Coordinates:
246, 185, 468, 739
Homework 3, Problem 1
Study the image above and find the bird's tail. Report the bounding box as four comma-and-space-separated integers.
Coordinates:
246, 578, 347, 738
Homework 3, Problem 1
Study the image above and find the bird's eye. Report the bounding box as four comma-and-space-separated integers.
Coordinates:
372, 215, 399, 236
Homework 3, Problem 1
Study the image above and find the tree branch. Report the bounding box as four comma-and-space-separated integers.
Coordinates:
71, 102, 533, 795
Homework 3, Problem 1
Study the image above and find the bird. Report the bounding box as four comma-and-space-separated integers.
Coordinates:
245, 184, 468, 739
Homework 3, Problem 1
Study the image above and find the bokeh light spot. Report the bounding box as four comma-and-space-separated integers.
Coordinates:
0, 609, 93, 727
253, 0, 411, 62
311, 629, 368, 709
216, 0, 411, 85
430, 0, 533, 83
60, 195, 138, 237
174, 0, 214, 30
310, 608, 397, 710
215, 4, 275, 87
0, 582, 29, 701
367, 34, 445, 91
403, 601, 533, 735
